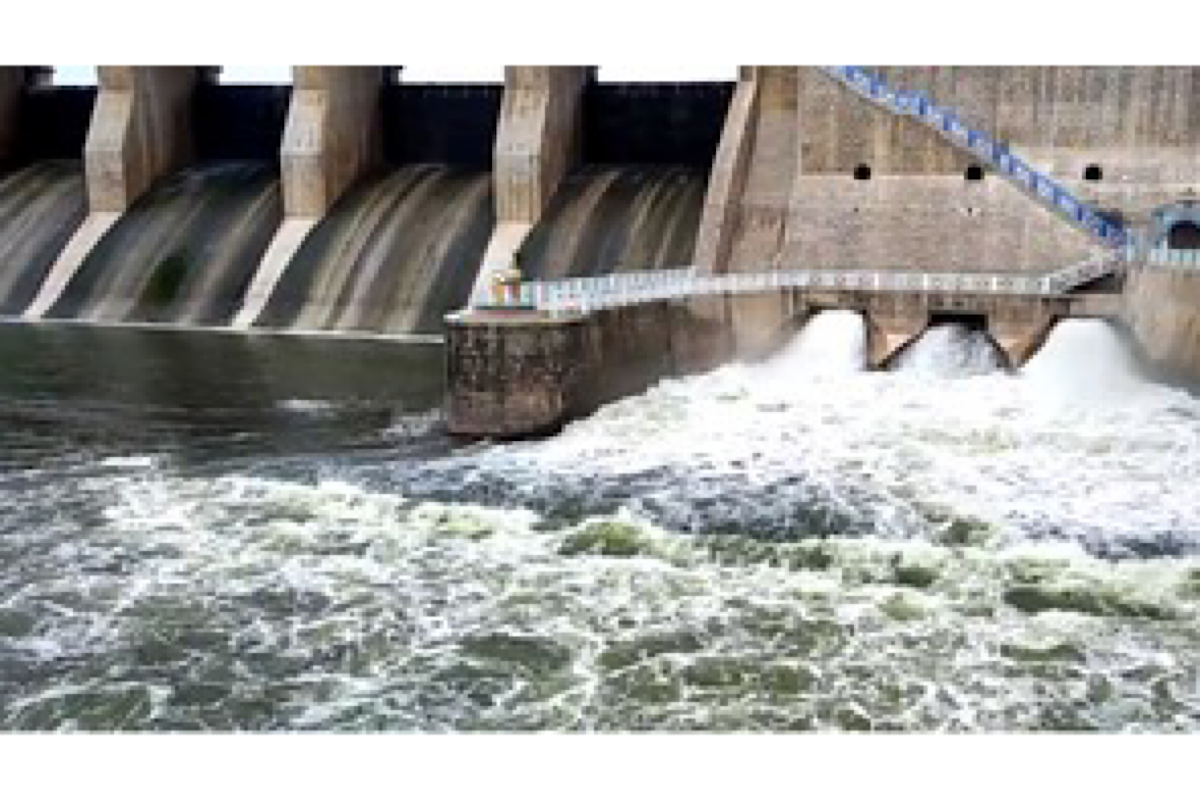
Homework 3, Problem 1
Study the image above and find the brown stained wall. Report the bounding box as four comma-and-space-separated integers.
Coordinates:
1122, 268, 1200, 385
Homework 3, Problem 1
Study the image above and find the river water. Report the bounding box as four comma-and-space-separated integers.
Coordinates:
1, 314, 1198, 731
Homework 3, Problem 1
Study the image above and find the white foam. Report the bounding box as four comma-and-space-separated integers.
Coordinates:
896, 324, 1004, 377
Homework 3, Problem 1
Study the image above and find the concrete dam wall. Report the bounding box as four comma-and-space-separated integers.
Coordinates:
0, 65, 1198, 385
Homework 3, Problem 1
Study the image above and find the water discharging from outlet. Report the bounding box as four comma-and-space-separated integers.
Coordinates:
895, 324, 1006, 377
0, 162, 87, 315
518, 166, 706, 279
254, 165, 493, 335
43, 162, 281, 325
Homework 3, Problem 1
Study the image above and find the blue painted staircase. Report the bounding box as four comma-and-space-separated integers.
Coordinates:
820, 67, 1133, 258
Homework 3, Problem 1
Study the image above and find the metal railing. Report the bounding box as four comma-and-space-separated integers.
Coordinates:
1041, 250, 1124, 293
1143, 247, 1200, 269
471, 266, 1095, 316
819, 66, 1133, 251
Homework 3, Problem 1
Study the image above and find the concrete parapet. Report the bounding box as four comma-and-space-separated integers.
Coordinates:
85, 67, 199, 212
282, 67, 384, 218
0, 68, 25, 163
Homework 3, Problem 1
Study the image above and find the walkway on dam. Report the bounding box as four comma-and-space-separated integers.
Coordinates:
468, 65, 1156, 318
470, 248, 1134, 316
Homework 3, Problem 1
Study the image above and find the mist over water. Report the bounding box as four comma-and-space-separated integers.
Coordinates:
2, 315, 1199, 731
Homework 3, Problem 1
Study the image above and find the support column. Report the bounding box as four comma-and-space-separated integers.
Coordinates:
233, 66, 385, 328
85, 66, 199, 212
279, 66, 383, 218
694, 67, 760, 276
989, 311, 1056, 368
471, 66, 590, 303
25, 66, 201, 319
868, 311, 927, 368
693, 68, 800, 333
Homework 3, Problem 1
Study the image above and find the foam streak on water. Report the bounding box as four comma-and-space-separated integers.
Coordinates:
2, 316, 1199, 731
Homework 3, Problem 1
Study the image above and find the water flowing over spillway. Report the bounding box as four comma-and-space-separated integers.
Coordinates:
43, 162, 281, 325
0, 161, 87, 315
894, 323, 1005, 376
1, 315, 1199, 731
518, 166, 705, 278
253, 165, 493, 335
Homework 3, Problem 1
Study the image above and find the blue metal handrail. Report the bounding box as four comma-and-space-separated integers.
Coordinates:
820, 66, 1132, 251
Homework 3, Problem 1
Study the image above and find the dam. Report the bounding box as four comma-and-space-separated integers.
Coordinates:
3, 65, 1200, 734
4, 65, 1199, 437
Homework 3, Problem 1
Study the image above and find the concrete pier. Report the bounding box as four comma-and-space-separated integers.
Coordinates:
445, 303, 729, 438
280, 67, 384, 219
473, 66, 590, 297
233, 67, 384, 328
85, 67, 199, 213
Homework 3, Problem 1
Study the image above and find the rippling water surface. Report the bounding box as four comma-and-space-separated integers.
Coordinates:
1, 315, 1199, 731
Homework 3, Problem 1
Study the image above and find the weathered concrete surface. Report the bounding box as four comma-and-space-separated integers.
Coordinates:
493, 67, 590, 224
0, 68, 25, 163
727, 67, 800, 274
281, 67, 383, 218
472, 67, 590, 301
445, 303, 730, 438
85, 67, 199, 212
446, 314, 599, 438
697, 66, 1200, 279
782, 175, 1094, 273
801, 67, 1200, 233
694, 66, 759, 275
1122, 267, 1200, 384
826, 68, 1200, 181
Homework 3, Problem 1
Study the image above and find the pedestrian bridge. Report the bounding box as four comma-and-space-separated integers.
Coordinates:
471, 249, 1125, 317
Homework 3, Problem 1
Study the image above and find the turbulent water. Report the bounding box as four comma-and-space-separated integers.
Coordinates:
518, 166, 705, 279
0, 161, 87, 315
43, 162, 281, 325
254, 165, 494, 335
2, 315, 1199, 731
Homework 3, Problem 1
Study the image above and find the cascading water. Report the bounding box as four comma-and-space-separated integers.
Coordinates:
0, 161, 87, 315
764, 310, 868, 377
1022, 318, 1150, 400
894, 323, 1005, 377
2, 310, 1199, 732
517, 166, 705, 279
42, 162, 281, 326
253, 165, 493, 335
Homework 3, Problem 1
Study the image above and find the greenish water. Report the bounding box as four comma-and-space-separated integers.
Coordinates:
0, 315, 1198, 731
